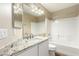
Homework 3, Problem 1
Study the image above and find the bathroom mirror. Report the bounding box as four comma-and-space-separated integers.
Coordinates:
12, 3, 22, 29
22, 3, 46, 38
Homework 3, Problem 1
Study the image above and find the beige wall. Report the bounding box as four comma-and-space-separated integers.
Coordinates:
0, 4, 12, 28
52, 4, 79, 19
0, 3, 12, 37
0, 3, 16, 48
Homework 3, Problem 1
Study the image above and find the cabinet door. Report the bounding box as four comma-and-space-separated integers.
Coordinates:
13, 45, 38, 56
39, 40, 49, 56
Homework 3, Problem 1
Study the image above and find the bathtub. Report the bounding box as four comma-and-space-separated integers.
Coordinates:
50, 42, 79, 56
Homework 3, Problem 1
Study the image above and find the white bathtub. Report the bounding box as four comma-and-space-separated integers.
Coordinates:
50, 42, 79, 56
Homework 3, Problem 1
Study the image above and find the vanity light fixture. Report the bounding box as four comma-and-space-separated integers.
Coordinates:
31, 4, 44, 16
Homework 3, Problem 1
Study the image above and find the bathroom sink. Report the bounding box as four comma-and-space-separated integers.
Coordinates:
25, 37, 42, 42
26, 36, 47, 44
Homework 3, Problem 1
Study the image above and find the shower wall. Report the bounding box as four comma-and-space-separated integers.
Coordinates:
50, 16, 79, 48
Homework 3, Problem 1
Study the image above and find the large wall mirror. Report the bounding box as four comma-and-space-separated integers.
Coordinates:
12, 3, 46, 39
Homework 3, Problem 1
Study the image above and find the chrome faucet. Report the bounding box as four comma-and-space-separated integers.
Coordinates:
23, 33, 34, 40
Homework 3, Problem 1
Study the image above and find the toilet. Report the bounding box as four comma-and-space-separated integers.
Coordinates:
49, 43, 56, 56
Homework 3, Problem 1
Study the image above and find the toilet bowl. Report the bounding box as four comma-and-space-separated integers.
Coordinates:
49, 44, 56, 56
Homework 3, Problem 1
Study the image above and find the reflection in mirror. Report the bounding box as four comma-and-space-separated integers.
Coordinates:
12, 3, 23, 29
22, 3, 46, 39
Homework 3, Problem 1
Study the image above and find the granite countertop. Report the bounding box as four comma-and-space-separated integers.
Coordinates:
0, 36, 48, 56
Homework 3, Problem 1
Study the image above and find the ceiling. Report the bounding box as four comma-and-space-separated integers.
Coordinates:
41, 3, 78, 13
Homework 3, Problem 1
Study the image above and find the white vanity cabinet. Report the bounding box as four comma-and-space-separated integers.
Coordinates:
13, 40, 48, 56
39, 40, 49, 56
13, 45, 38, 56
